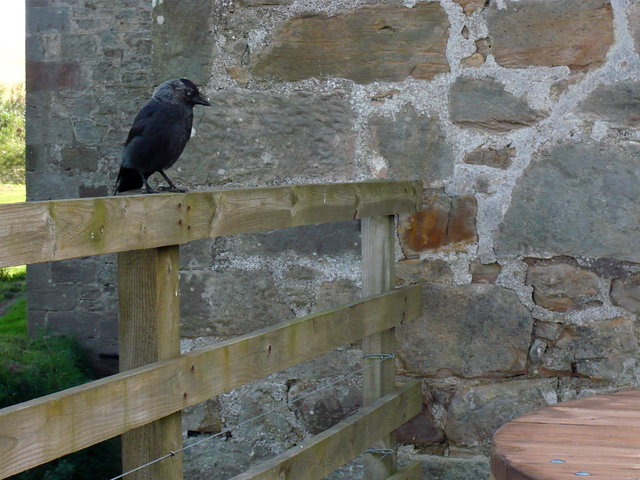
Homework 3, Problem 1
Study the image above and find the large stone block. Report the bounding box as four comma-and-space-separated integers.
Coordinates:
26, 61, 83, 91
396, 284, 533, 378
486, 0, 614, 70
611, 275, 640, 314
152, 0, 216, 85
449, 77, 547, 132
525, 259, 600, 312
446, 378, 557, 449
178, 90, 356, 186
368, 105, 454, 185
539, 316, 640, 384
630, 4, 640, 55
579, 81, 640, 128
180, 269, 294, 337
251, 3, 449, 83
495, 142, 640, 262
211, 221, 360, 257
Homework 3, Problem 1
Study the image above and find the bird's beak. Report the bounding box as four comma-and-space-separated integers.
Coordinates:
195, 95, 211, 107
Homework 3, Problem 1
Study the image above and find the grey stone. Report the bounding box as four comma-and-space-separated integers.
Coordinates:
219, 380, 303, 453
212, 221, 360, 257
369, 105, 454, 185
495, 141, 640, 262
184, 436, 272, 480
449, 77, 548, 132
579, 81, 640, 128
182, 398, 223, 434
27, 7, 70, 33
179, 269, 294, 337
396, 284, 533, 378
446, 378, 557, 450
550, 316, 640, 384
152, 0, 216, 85
315, 279, 359, 311
415, 454, 490, 480
396, 259, 454, 285
179, 90, 356, 186
486, 0, 614, 70
289, 383, 360, 434
611, 275, 640, 313
61, 148, 99, 172
630, 4, 640, 55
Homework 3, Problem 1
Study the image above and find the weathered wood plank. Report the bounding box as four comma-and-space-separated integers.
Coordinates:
0, 286, 421, 479
230, 381, 422, 480
361, 216, 398, 479
118, 247, 183, 480
0, 181, 421, 267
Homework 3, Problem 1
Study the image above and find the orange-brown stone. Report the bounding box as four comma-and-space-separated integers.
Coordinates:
398, 194, 477, 256
486, 0, 613, 70
251, 3, 450, 83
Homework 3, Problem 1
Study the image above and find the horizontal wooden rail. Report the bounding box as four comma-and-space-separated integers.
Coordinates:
0, 286, 421, 479
230, 380, 422, 480
0, 180, 421, 267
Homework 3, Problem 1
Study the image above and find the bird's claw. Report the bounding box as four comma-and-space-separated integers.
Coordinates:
157, 186, 187, 193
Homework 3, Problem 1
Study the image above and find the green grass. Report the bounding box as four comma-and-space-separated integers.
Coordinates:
0, 265, 26, 336
0, 298, 26, 336
0, 183, 25, 203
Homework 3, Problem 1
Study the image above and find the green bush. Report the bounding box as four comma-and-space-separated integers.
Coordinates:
0, 84, 25, 184
0, 334, 121, 479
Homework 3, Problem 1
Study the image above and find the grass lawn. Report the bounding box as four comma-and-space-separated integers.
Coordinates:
0, 183, 25, 203
0, 185, 27, 335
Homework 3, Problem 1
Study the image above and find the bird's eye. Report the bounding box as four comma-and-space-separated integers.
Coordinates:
187, 91, 193, 96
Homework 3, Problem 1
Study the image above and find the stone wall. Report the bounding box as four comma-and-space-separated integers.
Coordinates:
26, 0, 640, 478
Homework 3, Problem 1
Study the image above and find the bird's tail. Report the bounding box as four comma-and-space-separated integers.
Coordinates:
114, 167, 142, 194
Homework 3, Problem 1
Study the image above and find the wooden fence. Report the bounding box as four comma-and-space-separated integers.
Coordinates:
0, 180, 424, 480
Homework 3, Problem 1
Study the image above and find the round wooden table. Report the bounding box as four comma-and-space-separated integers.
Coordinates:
492, 390, 640, 480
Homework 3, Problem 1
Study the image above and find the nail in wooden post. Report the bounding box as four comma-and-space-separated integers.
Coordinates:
361, 216, 397, 479
118, 246, 183, 480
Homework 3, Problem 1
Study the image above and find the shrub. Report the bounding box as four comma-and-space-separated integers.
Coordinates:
0, 84, 25, 184
0, 334, 121, 479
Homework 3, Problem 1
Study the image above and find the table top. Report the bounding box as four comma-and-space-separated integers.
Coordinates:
492, 389, 640, 480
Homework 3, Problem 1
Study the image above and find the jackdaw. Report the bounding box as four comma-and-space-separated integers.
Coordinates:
114, 78, 211, 194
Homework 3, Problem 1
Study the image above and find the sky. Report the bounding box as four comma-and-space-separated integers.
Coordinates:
0, 1, 25, 85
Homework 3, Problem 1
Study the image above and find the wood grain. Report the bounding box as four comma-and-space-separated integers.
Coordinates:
492, 389, 640, 480
0, 181, 421, 267
0, 286, 421, 479
118, 247, 183, 480
361, 216, 398, 479
230, 381, 422, 480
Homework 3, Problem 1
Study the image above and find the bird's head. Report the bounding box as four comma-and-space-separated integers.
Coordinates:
153, 79, 212, 107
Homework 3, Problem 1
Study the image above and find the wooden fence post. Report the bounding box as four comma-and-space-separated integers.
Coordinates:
118, 246, 183, 480
361, 215, 397, 480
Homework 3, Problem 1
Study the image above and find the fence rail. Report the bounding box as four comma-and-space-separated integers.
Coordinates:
0, 180, 423, 480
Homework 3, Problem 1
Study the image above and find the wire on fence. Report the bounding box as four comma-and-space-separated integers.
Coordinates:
108, 353, 393, 480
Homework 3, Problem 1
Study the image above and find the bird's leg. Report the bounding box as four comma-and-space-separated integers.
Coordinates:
141, 173, 158, 194
158, 170, 187, 193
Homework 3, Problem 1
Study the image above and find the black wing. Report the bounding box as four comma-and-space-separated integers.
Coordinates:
124, 101, 158, 147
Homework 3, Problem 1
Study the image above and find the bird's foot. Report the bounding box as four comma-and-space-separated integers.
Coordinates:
158, 186, 187, 193
143, 188, 159, 194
